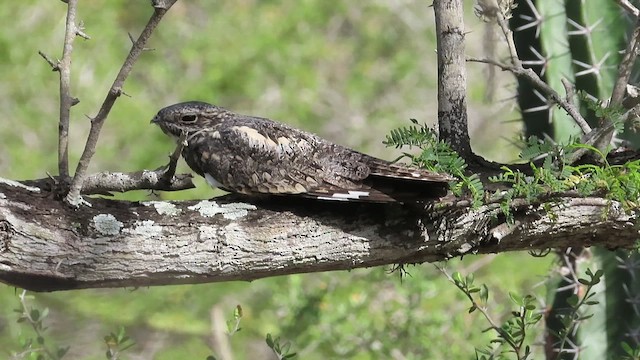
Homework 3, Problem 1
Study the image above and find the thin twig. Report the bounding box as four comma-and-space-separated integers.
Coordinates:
37, 51, 59, 71
65, 1, 178, 206
160, 131, 187, 185
561, 79, 591, 133
610, 16, 640, 106
435, 264, 522, 353
75, 21, 91, 40
57, 0, 80, 179
617, 0, 640, 17
470, 0, 593, 139
491, 1, 522, 69
18, 290, 58, 359
80, 170, 194, 194
23, 170, 194, 195
468, 58, 591, 134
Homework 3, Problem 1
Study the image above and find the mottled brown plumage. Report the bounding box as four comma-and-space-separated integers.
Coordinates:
152, 101, 453, 202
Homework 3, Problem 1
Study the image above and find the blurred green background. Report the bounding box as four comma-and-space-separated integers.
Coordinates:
0, 1, 552, 359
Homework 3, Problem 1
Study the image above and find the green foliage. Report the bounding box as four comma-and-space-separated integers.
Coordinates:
489, 136, 640, 223
384, 119, 484, 207
10, 290, 69, 360
266, 334, 297, 360
104, 327, 135, 360
551, 269, 603, 357
226, 305, 243, 336
449, 267, 604, 360
621, 341, 640, 360
447, 269, 542, 360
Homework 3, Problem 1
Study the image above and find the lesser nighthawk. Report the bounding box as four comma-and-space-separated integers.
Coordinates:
152, 101, 453, 202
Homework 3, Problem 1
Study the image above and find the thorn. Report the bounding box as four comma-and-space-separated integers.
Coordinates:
128, 32, 154, 51
567, 17, 603, 36
76, 21, 91, 40
521, 46, 548, 76
572, 53, 611, 78
515, 0, 543, 38
71, 97, 80, 106
38, 51, 60, 71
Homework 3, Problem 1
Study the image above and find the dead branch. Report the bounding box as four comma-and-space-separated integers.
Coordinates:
21, 169, 194, 195
65, 0, 178, 207
57, 0, 82, 179
0, 179, 635, 292
610, 15, 640, 107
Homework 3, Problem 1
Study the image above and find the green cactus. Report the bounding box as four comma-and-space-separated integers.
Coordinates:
511, 0, 638, 358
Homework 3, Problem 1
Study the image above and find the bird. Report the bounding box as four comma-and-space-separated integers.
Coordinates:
151, 101, 454, 203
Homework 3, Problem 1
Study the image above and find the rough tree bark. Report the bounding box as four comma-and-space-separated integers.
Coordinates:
0, 178, 636, 292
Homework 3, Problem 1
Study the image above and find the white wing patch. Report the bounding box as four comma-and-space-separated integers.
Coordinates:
233, 126, 278, 149
231, 126, 297, 156
316, 191, 371, 201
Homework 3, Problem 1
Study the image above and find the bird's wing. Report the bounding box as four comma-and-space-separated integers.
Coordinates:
188, 116, 451, 202
209, 118, 367, 191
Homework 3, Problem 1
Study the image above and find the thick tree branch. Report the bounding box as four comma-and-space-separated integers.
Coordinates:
66, 1, 177, 206
0, 180, 636, 292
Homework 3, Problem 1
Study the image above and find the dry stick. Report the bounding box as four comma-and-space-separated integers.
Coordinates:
37, 51, 59, 70
65, 1, 177, 206
58, 0, 80, 179
610, 15, 640, 106
490, 4, 593, 136
160, 132, 188, 185
617, 0, 640, 17
579, 9, 640, 158
468, 57, 592, 135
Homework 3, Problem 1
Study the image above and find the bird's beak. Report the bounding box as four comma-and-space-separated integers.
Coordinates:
150, 116, 159, 124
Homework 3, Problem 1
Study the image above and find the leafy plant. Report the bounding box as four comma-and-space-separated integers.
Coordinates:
384, 119, 484, 207
10, 290, 69, 360
266, 333, 297, 360
439, 267, 543, 360
104, 327, 135, 360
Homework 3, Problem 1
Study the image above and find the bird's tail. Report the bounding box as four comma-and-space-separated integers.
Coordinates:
302, 159, 454, 203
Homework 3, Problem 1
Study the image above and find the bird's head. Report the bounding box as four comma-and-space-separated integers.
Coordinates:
151, 101, 230, 140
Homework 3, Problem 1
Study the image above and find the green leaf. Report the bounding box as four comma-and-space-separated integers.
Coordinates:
452, 272, 463, 285
480, 284, 489, 303
58, 346, 70, 358
466, 273, 475, 285
30, 309, 40, 321
509, 292, 523, 306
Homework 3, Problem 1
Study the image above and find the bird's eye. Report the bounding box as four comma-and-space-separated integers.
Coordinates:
181, 114, 198, 123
